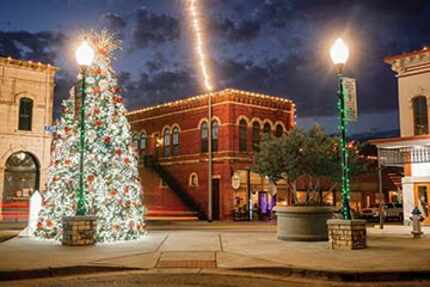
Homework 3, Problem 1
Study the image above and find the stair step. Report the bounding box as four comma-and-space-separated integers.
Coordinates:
145, 216, 199, 221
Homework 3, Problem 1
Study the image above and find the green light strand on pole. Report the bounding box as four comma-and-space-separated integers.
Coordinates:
76, 67, 87, 216
338, 75, 351, 220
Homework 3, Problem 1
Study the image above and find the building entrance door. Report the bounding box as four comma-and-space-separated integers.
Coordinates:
3, 152, 39, 221
212, 179, 220, 220
414, 183, 430, 224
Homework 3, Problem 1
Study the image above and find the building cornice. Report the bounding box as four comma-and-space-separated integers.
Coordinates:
384, 46, 430, 74
0, 56, 58, 73
369, 134, 430, 148
127, 88, 294, 121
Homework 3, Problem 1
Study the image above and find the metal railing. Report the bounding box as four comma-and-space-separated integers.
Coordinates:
143, 155, 206, 220
379, 146, 430, 166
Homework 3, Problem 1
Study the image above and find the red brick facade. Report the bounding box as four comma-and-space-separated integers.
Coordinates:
127, 89, 295, 220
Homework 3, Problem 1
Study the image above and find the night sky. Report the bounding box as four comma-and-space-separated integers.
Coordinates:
0, 0, 429, 135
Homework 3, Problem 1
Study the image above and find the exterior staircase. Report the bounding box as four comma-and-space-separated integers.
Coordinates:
385, 169, 403, 192
143, 155, 206, 220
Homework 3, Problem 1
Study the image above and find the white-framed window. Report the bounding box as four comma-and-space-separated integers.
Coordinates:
172, 127, 180, 156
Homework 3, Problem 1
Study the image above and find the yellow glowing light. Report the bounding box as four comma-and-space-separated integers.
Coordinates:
330, 38, 349, 65
189, 0, 213, 92
76, 40, 95, 66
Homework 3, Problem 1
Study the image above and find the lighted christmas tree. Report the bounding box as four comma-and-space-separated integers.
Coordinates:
35, 31, 145, 242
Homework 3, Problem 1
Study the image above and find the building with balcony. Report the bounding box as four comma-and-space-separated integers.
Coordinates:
371, 46, 430, 224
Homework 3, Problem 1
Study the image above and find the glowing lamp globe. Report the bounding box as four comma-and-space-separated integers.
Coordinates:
330, 38, 349, 65
75, 40, 95, 66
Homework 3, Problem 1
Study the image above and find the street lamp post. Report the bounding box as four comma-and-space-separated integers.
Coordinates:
330, 38, 351, 220
75, 40, 95, 216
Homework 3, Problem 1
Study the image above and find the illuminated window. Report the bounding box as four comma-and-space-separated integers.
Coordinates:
201, 121, 208, 153
189, 172, 199, 187
252, 122, 261, 151
263, 122, 271, 138
139, 132, 147, 152
239, 119, 247, 152
275, 124, 284, 137
18, 98, 33, 131
163, 128, 171, 157
413, 96, 428, 135
212, 120, 219, 152
172, 127, 180, 156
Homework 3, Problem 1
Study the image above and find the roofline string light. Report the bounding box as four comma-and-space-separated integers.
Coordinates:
189, 0, 213, 92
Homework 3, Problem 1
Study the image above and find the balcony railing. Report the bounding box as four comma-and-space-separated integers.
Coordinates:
378, 146, 430, 166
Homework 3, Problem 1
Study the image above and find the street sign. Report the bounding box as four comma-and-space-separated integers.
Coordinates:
342, 77, 358, 122
44, 125, 57, 133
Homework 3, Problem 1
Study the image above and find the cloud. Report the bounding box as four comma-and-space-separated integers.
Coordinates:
119, 67, 200, 109
101, 13, 127, 33
132, 7, 180, 48
53, 72, 75, 119
0, 30, 65, 64
210, 16, 261, 43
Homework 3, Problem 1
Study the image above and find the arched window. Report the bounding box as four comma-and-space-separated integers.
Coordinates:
189, 172, 199, 187
212, 120, 219, 152
263, 123, 271, 139
252, 122, 261, 151
201, 121, 208, 153
139, 132, 147, 153
275, 124, 284, 137
4, 152, 39, 203
18, 97, 33, 131
239, 119, 248, 152
132, 133, 139, 149
413, 96, 429, 135
163, 128, 171, 157
172, 127, 180, 156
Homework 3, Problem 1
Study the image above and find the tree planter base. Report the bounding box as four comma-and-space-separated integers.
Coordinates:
274, 206, 335, 241
62, 216, 97, 246
327, 219, 367, 249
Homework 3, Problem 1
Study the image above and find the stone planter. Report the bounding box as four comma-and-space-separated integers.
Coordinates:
274, 206, 336, 241
62, 215, 97, 246
327, 219, 367, 249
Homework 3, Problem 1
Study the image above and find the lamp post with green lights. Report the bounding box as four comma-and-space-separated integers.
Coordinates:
74, 40, 95, 216
330, 38, 352, 220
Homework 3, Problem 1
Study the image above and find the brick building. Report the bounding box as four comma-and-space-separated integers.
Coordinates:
0, 57, 57, 221
127, 89, 295, 220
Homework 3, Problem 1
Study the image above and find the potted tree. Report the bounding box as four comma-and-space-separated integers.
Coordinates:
254, 125, 365, 241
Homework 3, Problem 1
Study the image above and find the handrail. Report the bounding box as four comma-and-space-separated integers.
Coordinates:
143, 155, 206, 219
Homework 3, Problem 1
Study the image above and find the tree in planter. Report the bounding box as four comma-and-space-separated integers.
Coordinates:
254, 125, 367, 206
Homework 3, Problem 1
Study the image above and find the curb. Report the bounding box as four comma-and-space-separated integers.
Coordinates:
232, 267, 430, 282
0, 265, 141, 282
1, 265, 430, 283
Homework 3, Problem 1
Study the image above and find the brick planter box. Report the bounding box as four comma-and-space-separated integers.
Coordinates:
62, 216, 97, 246
327, 219, 366, 250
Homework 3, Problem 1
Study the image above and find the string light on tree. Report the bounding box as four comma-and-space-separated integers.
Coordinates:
35, 31, 145, 242
330, 37, 352, 220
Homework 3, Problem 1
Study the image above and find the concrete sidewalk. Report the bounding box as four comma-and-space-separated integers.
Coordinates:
0, 223, 429, 282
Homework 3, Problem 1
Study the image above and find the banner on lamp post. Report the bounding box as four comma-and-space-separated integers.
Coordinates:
342, 77, 358, 122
